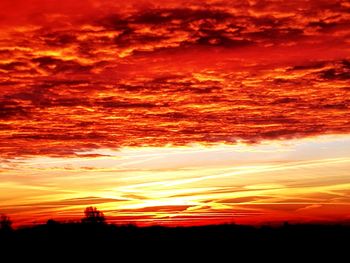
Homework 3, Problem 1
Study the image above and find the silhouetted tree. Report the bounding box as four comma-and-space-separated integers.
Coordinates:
0, 214, 12, 232
82, 206, 106, 224
47, 219, 60, 227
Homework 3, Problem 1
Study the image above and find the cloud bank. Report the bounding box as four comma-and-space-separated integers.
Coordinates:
1, 0, 350, 157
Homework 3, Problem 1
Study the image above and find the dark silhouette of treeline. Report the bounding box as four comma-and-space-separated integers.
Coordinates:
1, 207, 349, 258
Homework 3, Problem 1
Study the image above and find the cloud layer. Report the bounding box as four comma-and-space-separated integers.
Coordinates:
1, 0, 350, 157
2, 139, 350, 226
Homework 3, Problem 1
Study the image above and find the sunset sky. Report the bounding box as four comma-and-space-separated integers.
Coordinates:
1, 0, 350, 226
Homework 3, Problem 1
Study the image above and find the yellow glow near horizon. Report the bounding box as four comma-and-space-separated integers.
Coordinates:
1, 135, 350, 226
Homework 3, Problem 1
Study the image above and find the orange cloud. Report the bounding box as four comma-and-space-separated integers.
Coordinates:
1, 1, 350, 226
0, 138, 349, 226
1, 1, 350, 158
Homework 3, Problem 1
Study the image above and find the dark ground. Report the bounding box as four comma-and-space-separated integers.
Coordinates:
1, 222, 349, 259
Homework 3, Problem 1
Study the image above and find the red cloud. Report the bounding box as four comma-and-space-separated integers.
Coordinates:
0, 0, 350, 158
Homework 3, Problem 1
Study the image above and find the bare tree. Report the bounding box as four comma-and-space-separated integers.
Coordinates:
0, 214, 12, 231
82, 207, 106, 224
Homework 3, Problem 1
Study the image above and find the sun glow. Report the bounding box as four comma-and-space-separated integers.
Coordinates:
1, 135, 350, 226
1, 0, 350, 227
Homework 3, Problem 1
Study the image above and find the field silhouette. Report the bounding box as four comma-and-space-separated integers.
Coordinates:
1, 207, 349, 259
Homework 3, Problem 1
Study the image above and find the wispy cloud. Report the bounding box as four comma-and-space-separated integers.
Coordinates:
1, 137, 350, 225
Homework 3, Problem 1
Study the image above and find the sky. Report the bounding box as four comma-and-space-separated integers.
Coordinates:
0, 0, 350, 226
